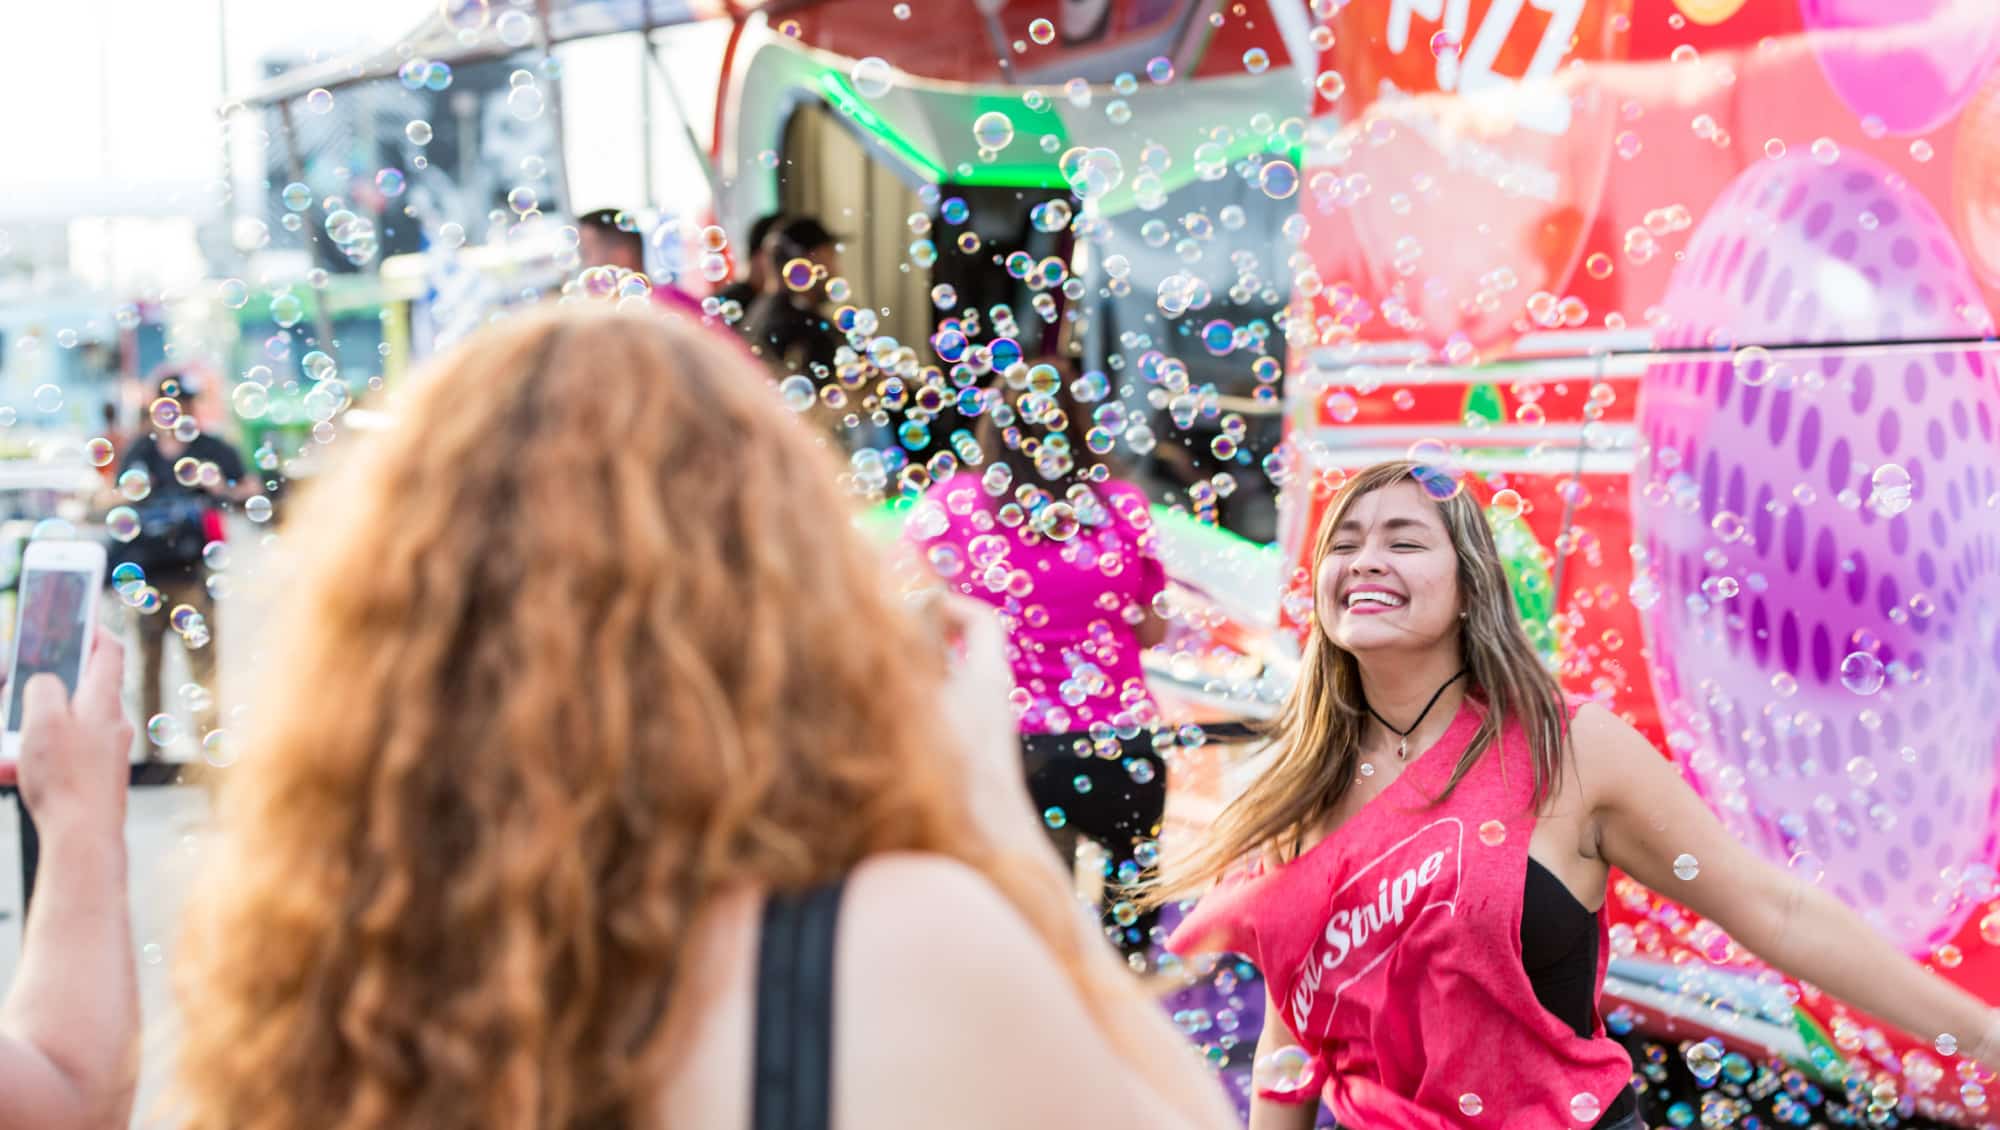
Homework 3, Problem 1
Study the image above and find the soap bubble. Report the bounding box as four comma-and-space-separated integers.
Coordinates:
852, 56, 894, 98
1868, 463, 1913, 517
1686, 1041, 1723, 1084
1840, 651, 1886, 695
778, 375, 816, 412
232, 383, 269, 420
1672, 853, 1700, 880
1060, 147, 1123, 199
106, 508, 141, 543
1028, 18, 1055, 44
406, 119, 434, 146
441, 0, 489, 32
1725, 346, 1775, 389
201, 730, 238, 768
1259, 160, 1300, 199
146, 713, 182, 748
506, 85, 543, 120
270, 293, 304, 328
1252, 1046, 1312, 1093
973, 110, 1015, 151
496, 9, 534, 47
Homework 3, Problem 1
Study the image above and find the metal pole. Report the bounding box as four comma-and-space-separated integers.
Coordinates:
98, 31, 116, 286
217, 0, 242, 259
642, 34, 720, 200
980, 9, 1017, 83
640, 36, 656, 206
640, 0, 662, 207
533, 0, 578, 216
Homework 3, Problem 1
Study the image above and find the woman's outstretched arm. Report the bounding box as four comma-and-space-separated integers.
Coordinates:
1573, 703, 1999, 1062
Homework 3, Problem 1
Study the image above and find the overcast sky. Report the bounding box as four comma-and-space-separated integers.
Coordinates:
2, 0, 723, 290
2, 0, 428, 219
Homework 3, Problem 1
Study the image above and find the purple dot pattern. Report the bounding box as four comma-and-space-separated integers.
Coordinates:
1635, 151, 2000, 953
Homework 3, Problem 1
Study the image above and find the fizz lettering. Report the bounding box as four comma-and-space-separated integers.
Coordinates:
1383, 0, 1587, 134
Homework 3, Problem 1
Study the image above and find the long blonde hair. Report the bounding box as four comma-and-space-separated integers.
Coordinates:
172, 305, 1143, 1130
1152, 460, 1571, 904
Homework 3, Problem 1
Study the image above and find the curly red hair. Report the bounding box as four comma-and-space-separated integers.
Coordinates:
170, 305, 1125, 1130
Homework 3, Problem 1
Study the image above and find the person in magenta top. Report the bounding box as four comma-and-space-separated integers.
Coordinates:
909, 356, 1169, 964
1151, 460, 2000, 1129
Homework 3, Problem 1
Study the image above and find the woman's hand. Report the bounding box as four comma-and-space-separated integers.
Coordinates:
920, 593, 1040, 847
0, 629, 134, 832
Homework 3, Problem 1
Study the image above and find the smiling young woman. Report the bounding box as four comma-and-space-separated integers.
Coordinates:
1147, 459, 2000, 1130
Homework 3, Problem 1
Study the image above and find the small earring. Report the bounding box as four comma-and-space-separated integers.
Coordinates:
1459, 611, 1468, 620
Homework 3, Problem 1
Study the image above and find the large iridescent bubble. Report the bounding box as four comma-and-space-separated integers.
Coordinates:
1635, 150, 2000, 953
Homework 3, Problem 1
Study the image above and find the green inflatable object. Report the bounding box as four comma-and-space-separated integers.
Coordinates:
1491, 510, 1561, 668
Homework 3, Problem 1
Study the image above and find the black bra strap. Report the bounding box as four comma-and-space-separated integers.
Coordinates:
752, 881, 845, 1130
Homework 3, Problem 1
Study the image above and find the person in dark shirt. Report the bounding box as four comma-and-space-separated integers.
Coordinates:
742, 216, 845, 383
715, 211, 784, 317
114, 367, 258, 752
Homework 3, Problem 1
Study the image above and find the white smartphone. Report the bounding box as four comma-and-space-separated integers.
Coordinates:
1, 540, 106, 761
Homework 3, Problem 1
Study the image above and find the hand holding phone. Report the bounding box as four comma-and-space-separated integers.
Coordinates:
5, 628, 133, 831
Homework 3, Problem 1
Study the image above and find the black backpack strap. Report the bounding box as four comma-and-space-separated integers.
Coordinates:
752, 880, 845, 1130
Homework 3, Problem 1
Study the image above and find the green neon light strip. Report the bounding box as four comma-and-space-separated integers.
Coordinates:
816, 71, 947, 181
948, 93, 1074, 188
861, 496, 1276, 560
819, 71, 1075, 189
1789, 1009, 1852, 1087
817, 71, 1306, 197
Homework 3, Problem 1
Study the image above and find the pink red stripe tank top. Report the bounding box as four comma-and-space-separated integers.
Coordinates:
1166, 697, 1634, 1128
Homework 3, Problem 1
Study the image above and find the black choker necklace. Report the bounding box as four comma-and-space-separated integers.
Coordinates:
1366, 669, 1468, 760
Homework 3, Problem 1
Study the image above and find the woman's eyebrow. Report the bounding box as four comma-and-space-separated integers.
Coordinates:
1334, 516, 1435, 534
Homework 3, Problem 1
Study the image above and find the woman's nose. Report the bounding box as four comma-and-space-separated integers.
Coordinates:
1347, 545, 1388, 574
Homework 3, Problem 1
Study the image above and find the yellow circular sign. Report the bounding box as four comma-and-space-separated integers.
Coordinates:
1673, 0, 1749, 25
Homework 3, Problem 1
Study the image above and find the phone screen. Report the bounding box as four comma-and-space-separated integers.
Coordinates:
7, 568, 92, 735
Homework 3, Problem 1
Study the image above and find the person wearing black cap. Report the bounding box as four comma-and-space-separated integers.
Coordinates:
112, 366, 259, 754
715, 211, 785, 317
742, 216, 845, 388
